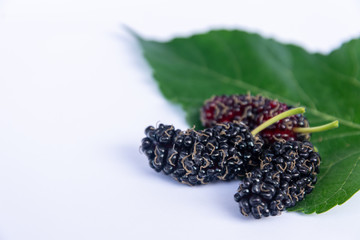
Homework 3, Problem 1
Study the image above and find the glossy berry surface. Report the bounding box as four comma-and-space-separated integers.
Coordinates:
141, 122, 264, 186
201, 94, 310, 143
234, 140, 320, 219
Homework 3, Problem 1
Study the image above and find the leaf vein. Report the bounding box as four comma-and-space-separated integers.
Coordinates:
313, 156, 359, 210
318, 150, 360, 181
316, 55, 360, 88
312, 131, 360, 143
211, 34, 243, 79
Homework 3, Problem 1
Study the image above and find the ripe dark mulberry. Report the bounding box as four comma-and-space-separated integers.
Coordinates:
234, 140, 320, 219
200, 94, 310, 143
141, 122, 264, 186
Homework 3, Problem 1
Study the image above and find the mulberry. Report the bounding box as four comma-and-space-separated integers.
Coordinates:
200, 94, 310, 143
234, 140, 320, 219
141, 122, 264, 186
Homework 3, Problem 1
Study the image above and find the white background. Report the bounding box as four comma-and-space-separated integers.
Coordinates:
0, 0, 360, 239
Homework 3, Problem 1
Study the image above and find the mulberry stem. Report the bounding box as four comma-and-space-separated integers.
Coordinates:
293, 120, 339, 133
251, 107, 306, 136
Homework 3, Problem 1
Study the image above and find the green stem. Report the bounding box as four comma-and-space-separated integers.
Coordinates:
293, 120, 339, 133
251, 107, 306, 136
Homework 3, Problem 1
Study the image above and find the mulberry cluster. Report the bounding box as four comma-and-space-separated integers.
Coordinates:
234, 140, 320, 219
201, 94, 310, 143
141, 122, 264, 185
140, 94, 333, 219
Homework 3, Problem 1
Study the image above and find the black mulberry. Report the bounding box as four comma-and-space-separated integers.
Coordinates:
141, 122, 264, 186
234, 140, 320, 219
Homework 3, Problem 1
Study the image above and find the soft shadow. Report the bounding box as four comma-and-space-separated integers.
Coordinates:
209, 181, 251, 221
118, 142, 275, 220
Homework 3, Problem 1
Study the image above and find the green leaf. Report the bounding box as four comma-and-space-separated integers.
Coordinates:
134, 29, 360, 214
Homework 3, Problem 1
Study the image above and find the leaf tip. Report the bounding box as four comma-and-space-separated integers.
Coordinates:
122, 25, 143, 41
